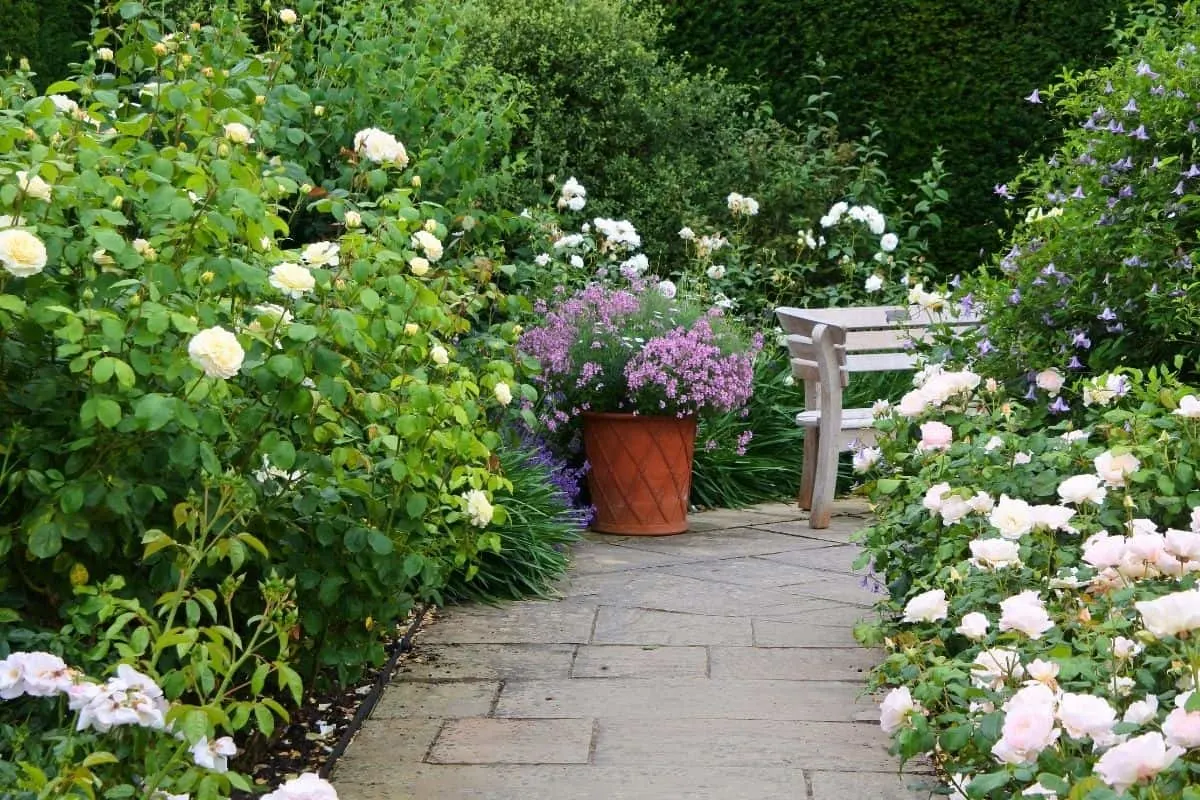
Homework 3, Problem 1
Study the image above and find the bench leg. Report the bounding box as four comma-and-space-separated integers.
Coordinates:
809, 428, 839, 529
797, 428, 818, 510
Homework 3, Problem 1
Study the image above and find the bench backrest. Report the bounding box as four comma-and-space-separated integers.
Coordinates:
775, 305, 977, 391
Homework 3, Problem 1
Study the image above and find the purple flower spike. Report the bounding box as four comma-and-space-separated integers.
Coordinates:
1108, 120, 1127, 135
1026, 88, 1043, 104
1119, 185, 1134, 199
1122, 255, 1143, 267
1152, 84, 1166, 96
1049, 396, 1071, 414
1024, 383, 1038, 400
1190, 121, 1200, 134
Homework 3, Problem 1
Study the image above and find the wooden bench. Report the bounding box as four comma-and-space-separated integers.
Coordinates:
774, 305, 977, 528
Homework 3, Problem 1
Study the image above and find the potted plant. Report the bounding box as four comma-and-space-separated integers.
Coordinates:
518, 280, 762, 535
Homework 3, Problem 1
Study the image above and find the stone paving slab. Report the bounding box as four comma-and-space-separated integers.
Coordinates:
708, 645, 878, 681
571, 644, 707, 678
333, 501, 928, 799
493, 678, 873, 721
428, 718, 595, 764
591, 606, 753, 646
397, 644, 576, 682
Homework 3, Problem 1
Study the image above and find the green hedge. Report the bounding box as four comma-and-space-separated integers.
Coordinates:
658, 0, 1164, 269
0, 0, 92, 87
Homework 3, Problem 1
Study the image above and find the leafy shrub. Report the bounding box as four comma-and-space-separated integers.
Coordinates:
0, 0, 528, 792
445, 439, 587, 603
856, 360, 1200, 798
660, 0, 1168, 269
968, 2, 1200, 389
0, 0, 92, 89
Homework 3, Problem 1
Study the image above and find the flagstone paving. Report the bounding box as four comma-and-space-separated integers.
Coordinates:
332, 500, 938, 799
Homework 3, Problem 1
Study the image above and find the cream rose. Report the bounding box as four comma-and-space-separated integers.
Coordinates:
301, 241, 339, 268
1057, 474, 1107, 505
1135, 589, 1200, 638
269, 262, 315, 298
411, 230, 443, 262
494, 382, 513, 406
430, 345, 449, 366
223, 122, 254, 144
917, 420, 953, 452
989, 495, 1034, 540
16, 171, 51, 201
998, 591, 1053, 639
188, 327, 245, 379
969, 538, 1022, 570
956, 612, 990, 640
902, 588, 948, 623
0, 228, 48, 277
1094, 732, 1183, 793
353, 128, 409, 167
879, 686, 920, 735
1094, 450, 1140, 488
278, 8, 298, 24
1035, 368, 1065, 397
1057, 692, 1117, 741
409, 256, 430, 277
464, 489, 493, 527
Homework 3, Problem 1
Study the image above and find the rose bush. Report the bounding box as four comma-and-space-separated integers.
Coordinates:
856, 360, 1200, 798
0, 0, 533, 794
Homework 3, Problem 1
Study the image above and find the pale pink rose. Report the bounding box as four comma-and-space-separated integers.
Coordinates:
983, 435, 1004, 452
972, 648, 1025, 690
969, 538, 1022, 570
1094, 450, 1140, 487
1082, 533, 1126, 569
879, 686, 919, 735
1093, 732, 1183, 792
992, 684, 1059, 765
1030, 504, 1076, 533
939, 494, 974, 525
1165, 529, 1200, 561
968, 492, 995, 513
896, 389, 931, 417
1013, 451, 1033, 465
999, 591, 1054, 639
1057, 474, 1107, 505
1036, 368, 1065, 396
956, 612, 990, 640
1123, 695, 1158, 725
1057, 692, 1117, 741
1135, 589, 1200, 638
918, 421, 954, 452
262, 773, 339, 800
1112, 636, 1143, 660
1163, 692, 1200, 748
922, 482, 952, 513
15, 652, 73, 697
902, 589, 948, 623
1025, 659, 1060, 686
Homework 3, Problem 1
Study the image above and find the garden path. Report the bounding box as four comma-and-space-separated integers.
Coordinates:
331, 500, 935, 799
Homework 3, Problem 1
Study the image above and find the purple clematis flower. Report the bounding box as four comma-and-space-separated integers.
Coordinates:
1098, 306, 1118, 322
1124, 98, 1139, 113
1072, 331, 1091, 349
1129, 125, 1149, 141
1049, 396, 1071, 414
1174, 181, 1187, 196
1008, 288, 1022, 305
1025, 88, 1043, 104
994, 183, 1014, 199
1068, 355, 1084, 369
1136, 61, 1159, 78
1071, 185, 1086, 199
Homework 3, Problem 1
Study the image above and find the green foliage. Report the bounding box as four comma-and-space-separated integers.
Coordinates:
444, 443, 584, 603
859, 362, 1200, 798
456, 0, 938, 278
968, 2, 1200, 385
660, 0, 1167, 269
0, 0, 92, 89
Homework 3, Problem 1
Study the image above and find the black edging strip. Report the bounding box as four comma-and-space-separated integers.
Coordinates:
318, 603, 433, 778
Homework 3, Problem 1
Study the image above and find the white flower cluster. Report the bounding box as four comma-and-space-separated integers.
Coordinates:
906, 282, 947, 313
592, 217, 640, 250
819, 201, 886, 235
464, 489, 494, 527
353, 128, 409, 167
895, 368, 980, 417
1081, 373, 1130, 407
725, 192, 759, 216
557, 177, 587, 212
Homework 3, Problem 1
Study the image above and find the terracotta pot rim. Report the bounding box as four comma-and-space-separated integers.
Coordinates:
581, 411, 696, 422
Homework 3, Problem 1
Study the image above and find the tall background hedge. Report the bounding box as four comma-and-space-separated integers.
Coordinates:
0, 0, 92, 85
657, 0, 1164, 269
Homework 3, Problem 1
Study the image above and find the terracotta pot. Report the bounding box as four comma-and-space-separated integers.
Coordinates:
582, 412, 697, 535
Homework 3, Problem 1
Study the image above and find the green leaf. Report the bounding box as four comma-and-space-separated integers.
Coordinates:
287, 323, 318, 342
253, 703, 275, 737
939, 725, 971, 752
875, 478, 902, 495
403, 553, 424, 578
133, 394, 174, 431
367, 531, 393, 554
81, 751, 120, 768
405, 493, 428, 518
967, 772, 1010, 797
95, 398, 122, 428
28, 518, 63, 558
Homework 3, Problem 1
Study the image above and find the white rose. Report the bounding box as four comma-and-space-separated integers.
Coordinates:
992, 686, 1059, 765
494, 382, 512, 406
343, 210, 362, 228
353, 128, 409, 167
969, 538, 1021, 570
16, 171, 51, 201
430, 345, 449, 366
879, 686, 919, 735
278, 8, 298, 24
270, 262, 315, 298
989, 495, 1034, 540
1165, 528, 1200, 560
411, 230, 443, 261
1058, 474, 1108, 505
1082, 533, 1127, 569
968, 492, 995, 513
534, 253, 551, 266
880, 232, 899, 252
864, 274, 884, 293
0, 228, 48, 277
956, 612, 990, 640
896, 389, 931, 417
1112, 636, 1144, 660
921, 482, 951, 513
998, 591, 1053, 639
1030, 504, 1076, 533
1094, 450, 1140, 487
1174, 394, 1200, 418
939, 494, 973, 525
852, 446, 881, 473
972, 647, 1025, 690
409, 256, 430, 277
657, 280, 677, 299
96, 47, 114, 62
191, 735, 237, 773
464, 489, 493, 527
902, 588, 948, 623
223, 122, 254, 144
262, 773, 339, 800
1026, 659, 1060, 686
1013, 452, 1033, 465
678, 226, 695, 240
301, 241, 339, 268
403, 322, 419, 336
706, 264, 727, 280
187, 327, 245, 379
570, 254, 584, 269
